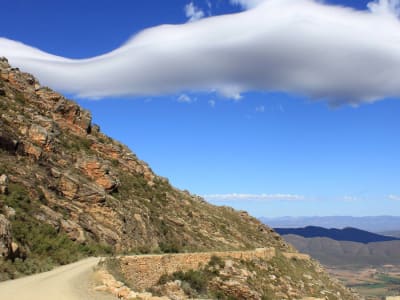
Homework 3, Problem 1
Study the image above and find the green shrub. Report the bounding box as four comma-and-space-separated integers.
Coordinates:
157, 261, 224, 297
159, 240, 180, 254
209, 255, 225, 269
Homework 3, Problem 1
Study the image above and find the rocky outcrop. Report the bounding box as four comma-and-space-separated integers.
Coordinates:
78, 158, 119, 192
209, 278, 261, 300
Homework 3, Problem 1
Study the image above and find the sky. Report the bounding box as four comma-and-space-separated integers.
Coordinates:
0, 0, 399, 217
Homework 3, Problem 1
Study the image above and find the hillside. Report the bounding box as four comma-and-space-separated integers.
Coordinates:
275, 226, 400, 243
0, 57, 360, 299
282, 234, 400, 267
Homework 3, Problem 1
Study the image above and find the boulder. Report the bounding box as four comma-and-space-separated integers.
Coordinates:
0, 174, 9, 194
3, 206, 15, 218
28, 124, 48, 146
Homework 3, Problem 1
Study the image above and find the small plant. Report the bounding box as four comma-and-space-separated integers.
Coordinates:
14, 91, 26, 105
159, 240, 181, 253
209, 255, 225, 269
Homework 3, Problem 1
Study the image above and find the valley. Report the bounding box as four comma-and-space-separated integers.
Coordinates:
271, 225, 400, 299
327, 266, 400, 300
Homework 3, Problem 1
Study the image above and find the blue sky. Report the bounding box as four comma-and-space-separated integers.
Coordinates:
0, 0, 399, 217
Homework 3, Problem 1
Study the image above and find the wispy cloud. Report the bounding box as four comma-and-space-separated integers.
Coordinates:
343, 195, 359, 201
230, 0, 265, 9
177, 93, 194, 103
208, 99, 216, 107
1, 0, 400, 104
368, 0, 400, 17
204, 193, 305, 201
388, 194, 400, 201
185, 2, 205, 22
205, 0, 213, 16
255, 105, 265, 113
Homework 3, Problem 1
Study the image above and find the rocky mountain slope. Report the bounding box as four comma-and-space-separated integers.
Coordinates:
0, 57, 359, 299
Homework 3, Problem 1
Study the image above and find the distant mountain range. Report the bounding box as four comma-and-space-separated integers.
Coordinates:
274, 226, 400, 244
261, 216, 400, 233
275, 226, 400, 267
282, 234, 400, 267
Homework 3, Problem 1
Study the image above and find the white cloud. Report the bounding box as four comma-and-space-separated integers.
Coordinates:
388, 194, 400, 201
255, 105, 265, 112
368, 0, 400, 17
204, 193, 305, 201
1, 0, 400, 104
208, 99, 216, 107
177, 93, 193, 103
230, 0, 265, 9
185, 2, 205, 22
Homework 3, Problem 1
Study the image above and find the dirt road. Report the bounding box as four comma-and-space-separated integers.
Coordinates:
0, 257, 116, 300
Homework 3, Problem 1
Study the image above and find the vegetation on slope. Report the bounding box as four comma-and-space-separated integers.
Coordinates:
144, 253, 359, 300
0, 183, 111, 280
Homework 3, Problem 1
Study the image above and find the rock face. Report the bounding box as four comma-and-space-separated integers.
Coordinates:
0, 57, 359, 298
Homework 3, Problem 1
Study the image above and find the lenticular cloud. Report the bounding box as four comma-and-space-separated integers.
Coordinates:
1, 0, 400, 104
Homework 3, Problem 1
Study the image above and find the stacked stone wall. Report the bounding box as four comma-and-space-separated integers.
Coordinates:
119, 248, 276, 290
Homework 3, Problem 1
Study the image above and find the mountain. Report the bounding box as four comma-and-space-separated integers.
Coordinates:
0, 56, 287, 272
261, 216, 400, 232
0, 58, 360, 299
282, 234, 400, 267
275, 226, 400, 243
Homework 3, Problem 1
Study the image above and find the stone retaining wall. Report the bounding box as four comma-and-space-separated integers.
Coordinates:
119, 248, 276, 291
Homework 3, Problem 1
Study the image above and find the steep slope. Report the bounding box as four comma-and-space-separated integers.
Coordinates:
0, 57, 360, 299
275, 226, 400, 243
0, 56, 287, 273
